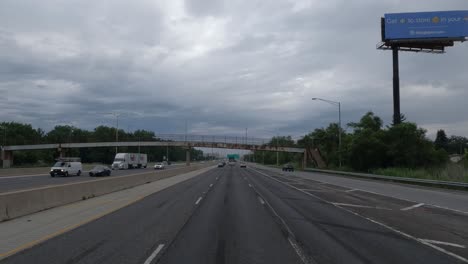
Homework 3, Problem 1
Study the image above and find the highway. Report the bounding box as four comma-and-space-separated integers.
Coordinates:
1, 165, 467, 263
0, 165, 184, 193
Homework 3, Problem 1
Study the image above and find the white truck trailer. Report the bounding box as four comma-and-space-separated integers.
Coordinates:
111, 153, 148, 170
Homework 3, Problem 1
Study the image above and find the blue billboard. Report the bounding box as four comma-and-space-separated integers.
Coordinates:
384, 11, 468, 41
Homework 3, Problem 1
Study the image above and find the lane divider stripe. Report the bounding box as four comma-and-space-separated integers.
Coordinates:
143, 244, 165, 264
401, 203, 425, 211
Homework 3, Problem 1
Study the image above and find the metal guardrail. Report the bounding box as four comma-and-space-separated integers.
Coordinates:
305, 168, 468, 189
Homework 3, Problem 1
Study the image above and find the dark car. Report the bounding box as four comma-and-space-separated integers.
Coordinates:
89, 165, 111, 177
282, 164, 294, 172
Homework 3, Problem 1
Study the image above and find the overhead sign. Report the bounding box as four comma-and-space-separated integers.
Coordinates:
227, 154, 239, 159
384, 10, 468, 41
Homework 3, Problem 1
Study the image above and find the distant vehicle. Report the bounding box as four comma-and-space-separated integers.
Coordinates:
222, 161, 226, 166
154, 163, 165, 170
89, 165, 111, 177
282, 164, 294, 172
50, 158, 82, 177
240, 163, 247, 168
217, 162, 225, 167
111, 153, 147, 170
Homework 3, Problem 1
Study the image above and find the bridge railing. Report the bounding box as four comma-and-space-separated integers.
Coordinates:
2, 134, 274, 147
155, 134, 270, 146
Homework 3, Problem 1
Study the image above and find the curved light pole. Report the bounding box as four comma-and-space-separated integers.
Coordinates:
312, 97, 342, 168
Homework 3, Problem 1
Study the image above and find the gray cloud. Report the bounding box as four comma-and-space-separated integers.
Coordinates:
0, 0, 467, 141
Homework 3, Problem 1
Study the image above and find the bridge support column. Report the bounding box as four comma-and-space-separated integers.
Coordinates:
2, 150, 13, 168
58, 147, 65, 158
186, 148, 191, 166
302, 150, 307, 170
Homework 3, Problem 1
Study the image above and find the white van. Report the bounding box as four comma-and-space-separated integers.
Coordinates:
50, 159, 83, 177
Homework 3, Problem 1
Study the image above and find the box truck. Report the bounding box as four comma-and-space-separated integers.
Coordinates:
111, 153, 147, 170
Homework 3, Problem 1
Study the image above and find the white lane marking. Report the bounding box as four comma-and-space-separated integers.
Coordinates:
299, 189, 328, 192
143, 244, 165, 264
248, 184, 252, 188
294, 170, 468, 215
332, 202, 392, 210
288, 236, 312, 264
345, 189, 358, 192
257, 196, 265, 205
209, 184, 213, 188
420, 239, 466, 249
249, 167, 468, 263
0, 174, 48, 179
401, 203, 425, 211
195, 197, 203, 205
216, 177, 219, 180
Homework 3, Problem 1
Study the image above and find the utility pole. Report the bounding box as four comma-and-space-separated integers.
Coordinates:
276, 135, 279, 166
312, 98, 342, 168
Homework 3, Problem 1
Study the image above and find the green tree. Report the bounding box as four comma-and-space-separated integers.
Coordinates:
447, 136, 468, 155
434, 129, 449, 151
384, 123, 445, 168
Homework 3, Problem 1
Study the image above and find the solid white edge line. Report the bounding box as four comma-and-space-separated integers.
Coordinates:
195, 197, 202, 205
420, 239, 466, 249
143, 244, 165, 264
401, 203, 425, 211
249, 167, 468, 263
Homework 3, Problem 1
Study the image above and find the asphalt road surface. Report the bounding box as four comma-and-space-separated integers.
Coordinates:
0, 165, 183, 193
2, 165, 467, 264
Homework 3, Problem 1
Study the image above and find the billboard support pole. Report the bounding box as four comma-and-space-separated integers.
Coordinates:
392, 45, 401, 125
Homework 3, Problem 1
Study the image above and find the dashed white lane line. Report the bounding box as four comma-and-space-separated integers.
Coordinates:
143, 244, 165, 264
257, 196, 265, 205
345, 189, 358, 193
299, 189, 328, 192
209, 184, 213, 188
249, 167, 468, 263
195, 197, 203, 205
248, 184, 252, 188
332, 202, 392, 210
420, 239, 466, 249
401, 203, 425, 211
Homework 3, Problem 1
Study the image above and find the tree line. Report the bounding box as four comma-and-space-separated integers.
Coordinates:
247, 112, 467, 171
0, 122, 204, 166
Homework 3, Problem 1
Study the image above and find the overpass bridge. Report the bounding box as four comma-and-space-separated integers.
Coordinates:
1, 134, 324, 168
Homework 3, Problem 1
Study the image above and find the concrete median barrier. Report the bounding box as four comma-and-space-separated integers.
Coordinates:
0, 163, 213, 221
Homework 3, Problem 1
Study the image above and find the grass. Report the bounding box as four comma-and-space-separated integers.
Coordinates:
371, 163, 468, 183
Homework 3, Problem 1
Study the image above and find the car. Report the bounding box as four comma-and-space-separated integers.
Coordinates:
89, 165, 111, 177
240, 163, 247, 168
217, 162, 225, 167
154, 163, 165, 170
282, 164, 294, 172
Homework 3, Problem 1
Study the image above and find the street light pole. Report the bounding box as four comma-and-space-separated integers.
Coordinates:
105, 113, 121, 155
312, 97, 342, 168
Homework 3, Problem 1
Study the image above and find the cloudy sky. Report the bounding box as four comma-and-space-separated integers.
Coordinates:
0, 0, 467, 140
